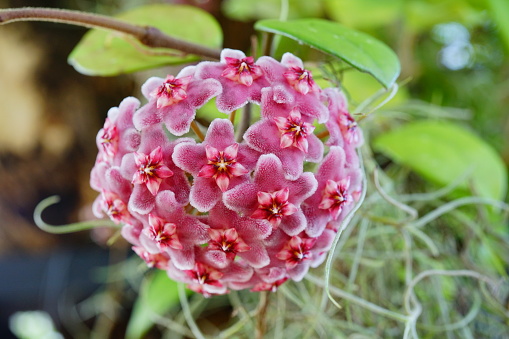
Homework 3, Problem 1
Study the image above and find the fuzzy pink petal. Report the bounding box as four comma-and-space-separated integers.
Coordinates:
141, 77, 164, 99
129, 184, 156, 215
238, 243, 270, 268
222, 182, 258, 214
223, 143, 239, 158
133, 102, 162, 130
190, 177, 222, 212
198, 164, 217, 178
279, 210, 307, 236
229, 162, 249, 176
172, 142, 206, 175
204, 119, 236, 149
215, 173, 230, 192
274, 187, 290, 203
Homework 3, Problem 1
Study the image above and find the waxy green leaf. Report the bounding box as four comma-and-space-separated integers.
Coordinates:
69, 4, 222, 76
125, 270, 180, 339
254, 18, 400, 88
373, 120, 507, 200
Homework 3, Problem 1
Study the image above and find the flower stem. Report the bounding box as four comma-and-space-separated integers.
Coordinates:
34, 195, 119, 234
255, 292, 270, 339
190, 121, 205, 141
315, 129, 329, 139
236, 104, 251, 142
229, 109, 237, 124
0, 7, 221, 59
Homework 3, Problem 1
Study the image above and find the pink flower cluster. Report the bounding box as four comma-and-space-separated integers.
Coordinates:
90, 49, 363, 296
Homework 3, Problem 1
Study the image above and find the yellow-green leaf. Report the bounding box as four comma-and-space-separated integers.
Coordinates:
373, 120, 507, 200
69, 4, 222, 76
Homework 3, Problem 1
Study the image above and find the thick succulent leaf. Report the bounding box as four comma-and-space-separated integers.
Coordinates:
373, 120, 507, 200
69, 4, 222, 76
254, 18, 400, 88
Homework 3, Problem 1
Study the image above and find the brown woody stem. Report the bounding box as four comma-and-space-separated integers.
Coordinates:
0, 7, 221, 59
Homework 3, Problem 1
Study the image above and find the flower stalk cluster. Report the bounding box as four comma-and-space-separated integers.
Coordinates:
91, 49, 363, 296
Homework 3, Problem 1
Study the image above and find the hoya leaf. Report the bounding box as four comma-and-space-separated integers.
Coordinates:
487, 0, 509, 52
69, 4, 222, 76
254, 18, 400, 88
126, 270, 180, 339
373, 120, 507, 200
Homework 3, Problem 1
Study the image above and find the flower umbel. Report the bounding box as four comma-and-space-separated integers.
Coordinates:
90, 49, 364, 296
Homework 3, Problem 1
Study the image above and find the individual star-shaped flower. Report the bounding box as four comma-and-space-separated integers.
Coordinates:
184, 262, 226, 297
152, 74, 191, 108
222, 56, 263, 86
276, 235, 316, 270
91, 166, 133, 221
91, 97, 141, 193
148, 190, 210, 270
207, 202, 272, 269
98, 191, 131, 224
207, 228, 250, 260
195, 49, 270, 113
324, 88, 363, 148
132, 246, 171, 270
133, 66, 222, 136
251, 277, 288, 292
257, 53, 329, 123
318, 178, 352, 220
223, 154, 317, 236
302, 146, 363, 238
172, 119, 259, 212
244, 105, 323, 180
139, 214, 183, 252
283, 62, 320, 95
120, 125, 192, 215
274, 109, 316, 153
132, 146, 174, 196
198, 144, 249, 192
98, 118, 118, 162
250, 188, 298, 228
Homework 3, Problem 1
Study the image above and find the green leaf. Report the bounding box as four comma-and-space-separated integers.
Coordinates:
373, 120, 507, 200
254, 18, 400, 88
68, 4, 222, 76
125, 270, 180, 339
486, 0, 509, 52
